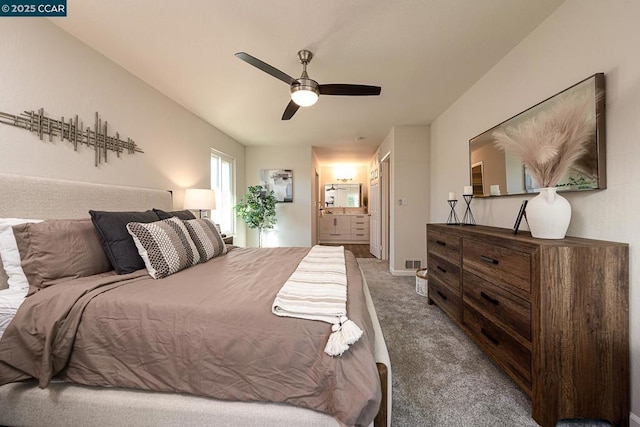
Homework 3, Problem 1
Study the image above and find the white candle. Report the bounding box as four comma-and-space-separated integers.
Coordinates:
448, 192, 456, 200
463, 186, 473, 196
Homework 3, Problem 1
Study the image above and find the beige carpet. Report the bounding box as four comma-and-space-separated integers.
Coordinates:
357, 258, 538, 427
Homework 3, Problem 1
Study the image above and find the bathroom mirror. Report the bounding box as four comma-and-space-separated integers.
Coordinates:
469, 73, 606, 197
324, 184, 361, 208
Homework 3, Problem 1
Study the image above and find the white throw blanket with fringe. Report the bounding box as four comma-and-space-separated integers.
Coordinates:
272, 245, 363, 356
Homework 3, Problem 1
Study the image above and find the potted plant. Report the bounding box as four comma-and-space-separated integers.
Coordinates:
235, 185, 278, 247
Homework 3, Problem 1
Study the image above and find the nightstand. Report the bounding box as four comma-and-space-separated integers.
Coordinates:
223, 236, 233, 245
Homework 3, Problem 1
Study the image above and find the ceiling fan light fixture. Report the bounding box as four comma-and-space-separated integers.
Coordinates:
291, 78, 319, 107
291, 86, 319, 107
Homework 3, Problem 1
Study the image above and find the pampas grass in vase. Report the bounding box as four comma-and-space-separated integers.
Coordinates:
492, 90, 595, 189
492, 89, 596, 239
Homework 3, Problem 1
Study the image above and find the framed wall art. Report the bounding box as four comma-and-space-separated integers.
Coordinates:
260, 169, 293, 203
469, 73, 606, 196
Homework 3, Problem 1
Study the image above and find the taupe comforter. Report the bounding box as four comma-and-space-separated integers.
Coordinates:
0, 247, 381, 426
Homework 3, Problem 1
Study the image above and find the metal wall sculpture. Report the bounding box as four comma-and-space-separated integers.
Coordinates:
0, 108, 143, 166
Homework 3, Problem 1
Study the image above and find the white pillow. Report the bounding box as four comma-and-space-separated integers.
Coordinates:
0, 287, 28, 339
0, 218, 42, 290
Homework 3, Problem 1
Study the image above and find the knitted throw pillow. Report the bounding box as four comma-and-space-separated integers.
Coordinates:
182, 218, 227, 263
126, 217, 200, 279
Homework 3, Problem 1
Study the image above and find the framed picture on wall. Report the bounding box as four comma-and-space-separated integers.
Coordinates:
260, 169, 293, 203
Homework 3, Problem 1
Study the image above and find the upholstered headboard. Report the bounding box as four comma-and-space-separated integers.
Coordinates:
0, 174, 173, 289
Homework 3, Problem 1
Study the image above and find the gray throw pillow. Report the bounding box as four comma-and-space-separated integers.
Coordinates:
89, 210, 160, 274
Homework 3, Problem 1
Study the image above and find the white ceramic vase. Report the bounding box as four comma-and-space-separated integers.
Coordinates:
526, 187, 571, 239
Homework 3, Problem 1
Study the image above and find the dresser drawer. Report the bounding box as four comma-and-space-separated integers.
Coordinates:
428, 252, 460, 295
463, 303, 532, 392
462, 238, 531, 296
427, 227, 460, 264
463, 270, 531, 343
428, 276, 461, 323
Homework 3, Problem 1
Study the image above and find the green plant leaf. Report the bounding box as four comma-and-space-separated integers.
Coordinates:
234, 185, 278, 231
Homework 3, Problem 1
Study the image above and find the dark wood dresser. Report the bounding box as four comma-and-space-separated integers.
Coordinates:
426, 223, 629, 427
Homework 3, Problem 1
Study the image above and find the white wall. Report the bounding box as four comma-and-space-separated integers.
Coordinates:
429, 1, 640, 423
377, 125, 430, 274
311, 151, 321, 245
0, 19, 246, 244
245, 146, 312, 247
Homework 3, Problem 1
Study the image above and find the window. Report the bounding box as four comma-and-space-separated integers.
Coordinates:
211, 149, 235, 236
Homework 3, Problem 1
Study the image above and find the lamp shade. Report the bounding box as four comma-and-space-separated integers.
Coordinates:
184, 188, 216, 210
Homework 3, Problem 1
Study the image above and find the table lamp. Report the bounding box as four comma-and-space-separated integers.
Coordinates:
184, 188, 216, 218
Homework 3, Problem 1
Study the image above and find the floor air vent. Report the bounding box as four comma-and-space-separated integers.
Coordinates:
405, 260, 422, 269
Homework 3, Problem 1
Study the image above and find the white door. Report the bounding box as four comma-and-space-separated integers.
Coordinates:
369, 168, 382, 258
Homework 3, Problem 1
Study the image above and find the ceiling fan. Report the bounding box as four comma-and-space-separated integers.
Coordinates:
235, 50, 382, 120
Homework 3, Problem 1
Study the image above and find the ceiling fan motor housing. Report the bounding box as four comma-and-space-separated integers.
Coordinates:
297, 49, 313, 64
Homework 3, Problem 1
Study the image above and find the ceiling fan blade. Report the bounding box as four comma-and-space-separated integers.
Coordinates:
235, 52, 296, 85
318, 84, 381, 96
281, 100, 300, 120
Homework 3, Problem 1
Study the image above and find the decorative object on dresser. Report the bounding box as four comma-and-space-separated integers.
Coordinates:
446, 192, 460, 225
461, 186, 476, 226
183, 188, 216, 218
512, 200, 528, 234
0, 109, 143, 166
469, 73, 606, 198
491, 74, 604, 238
524, 187, 571, 239
426, 223, 628, 427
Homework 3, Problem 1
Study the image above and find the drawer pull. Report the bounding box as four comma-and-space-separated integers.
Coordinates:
436, 290, 448, 301
480, 255, 499, 265
481, 328, 499, 346
436, 265, 447, 274
480, 291, 500, 305
436, 240, 446, 246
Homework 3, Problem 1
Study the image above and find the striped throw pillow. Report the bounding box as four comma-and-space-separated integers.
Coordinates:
182, 218, 227, 262
126, 217, 200, 279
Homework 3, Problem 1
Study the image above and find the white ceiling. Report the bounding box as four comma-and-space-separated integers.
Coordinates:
52, 0, 564, 164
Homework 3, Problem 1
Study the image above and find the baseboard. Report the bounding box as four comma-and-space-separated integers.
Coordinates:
389, 268, 416, 277
631, 412, 640, 427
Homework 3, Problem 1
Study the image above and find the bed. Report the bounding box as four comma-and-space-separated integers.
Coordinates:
0, 173, 391, 427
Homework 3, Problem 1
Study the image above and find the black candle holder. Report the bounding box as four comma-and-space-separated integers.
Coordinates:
462, 194, 476, 226
446, 199, 460, 225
